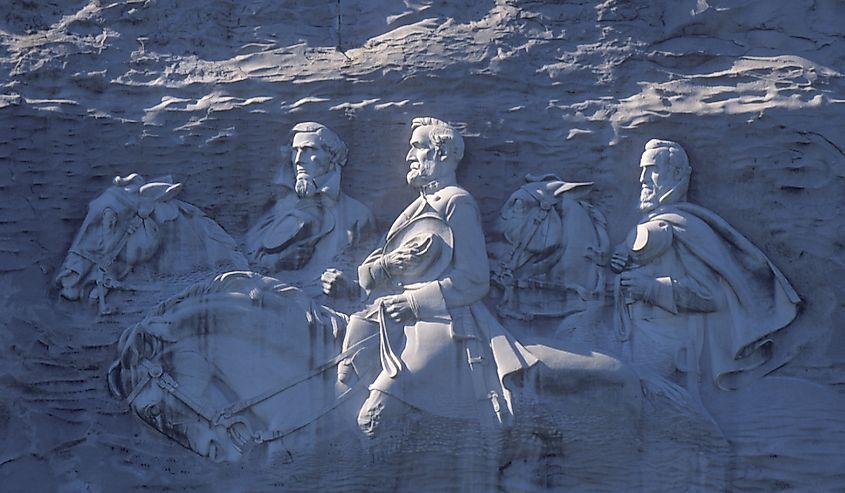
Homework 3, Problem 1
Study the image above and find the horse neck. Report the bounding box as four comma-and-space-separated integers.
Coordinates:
154, 205, 243, 273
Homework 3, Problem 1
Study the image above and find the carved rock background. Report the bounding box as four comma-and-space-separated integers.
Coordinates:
1, 0, 843, 491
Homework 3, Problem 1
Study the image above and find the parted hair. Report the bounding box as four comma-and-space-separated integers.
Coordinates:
291, 122, 349, 168
411, 117, 465, 165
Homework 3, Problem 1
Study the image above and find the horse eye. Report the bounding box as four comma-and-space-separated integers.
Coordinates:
146, 403, 161, 417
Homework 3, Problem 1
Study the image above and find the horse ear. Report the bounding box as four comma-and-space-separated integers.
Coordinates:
114, 173, 146, 189
157, 183, 182, 202
525, 173, 562, 183
554, 181, 593, 200
138, 182, 183, 202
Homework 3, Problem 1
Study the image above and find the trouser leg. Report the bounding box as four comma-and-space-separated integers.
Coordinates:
338, 312, 379, 386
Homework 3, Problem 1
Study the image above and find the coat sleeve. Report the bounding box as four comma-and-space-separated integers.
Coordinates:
358, 246, 388, 292
408, 193, 490, 318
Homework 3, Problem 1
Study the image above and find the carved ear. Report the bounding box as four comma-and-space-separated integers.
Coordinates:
554, 181, 593, 200
114, 173, 146, 191
139, 182, 183, 202
138, 183, 181, 220
158, 183, 182, 202
525, 173, 562, 183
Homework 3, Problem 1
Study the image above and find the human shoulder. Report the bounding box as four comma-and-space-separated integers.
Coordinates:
435, 185, 478, 213
634, 203, 730, 261
629, 216, 675, 263
338, 192, 375, 224
648, 203, 725, 240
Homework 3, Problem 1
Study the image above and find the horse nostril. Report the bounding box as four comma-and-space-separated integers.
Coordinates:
59, 286, 81, 301
59, 270, 81, 287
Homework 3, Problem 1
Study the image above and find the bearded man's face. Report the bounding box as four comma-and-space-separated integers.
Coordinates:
638, 149, 672, 213
291, 132, 332, 198
405, 126, 445, 188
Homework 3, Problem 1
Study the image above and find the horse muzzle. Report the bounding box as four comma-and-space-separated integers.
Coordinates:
56, 253, 94, 300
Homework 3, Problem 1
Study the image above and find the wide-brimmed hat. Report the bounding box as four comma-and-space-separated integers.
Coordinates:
383, 212, 454, 288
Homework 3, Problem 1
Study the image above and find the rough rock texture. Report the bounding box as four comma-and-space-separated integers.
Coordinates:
1, 0, 844, 491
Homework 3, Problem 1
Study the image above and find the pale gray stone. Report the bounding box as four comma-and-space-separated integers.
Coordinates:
244, 122, 374, 277
56, 173, 247, 314
2, 1, 844, 491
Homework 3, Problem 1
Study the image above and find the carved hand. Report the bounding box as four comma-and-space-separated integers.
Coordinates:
336, 359, 356, 386
610, 251, 630, 273
321, 268, 357, 298
619, 270, 654, 303
383, 294, 415, 323
382, 243, 427, 276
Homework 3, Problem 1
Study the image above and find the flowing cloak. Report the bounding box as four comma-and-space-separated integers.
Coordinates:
618, 202, 803, 390
245, 171, 374, 274
359, 184, 537, 422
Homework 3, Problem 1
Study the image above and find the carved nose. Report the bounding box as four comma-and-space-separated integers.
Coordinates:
60, 285, 82, 300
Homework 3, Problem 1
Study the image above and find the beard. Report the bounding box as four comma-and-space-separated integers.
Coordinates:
639, 185, 658, 212
295, 173, 317, 198
406, 160, 435, 188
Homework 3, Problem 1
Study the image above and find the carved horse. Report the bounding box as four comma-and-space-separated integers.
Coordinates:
108, 271, 365, 461
108, 271, 642, 463
490, 174, 609, 321
56, 173, 247, 313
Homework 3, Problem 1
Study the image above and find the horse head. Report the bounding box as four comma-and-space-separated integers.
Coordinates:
56, 173, 183, 303
108, 272, 348, 462
108, 314, 248, 463
493, 174, 607, 320
496, 174, 593, 272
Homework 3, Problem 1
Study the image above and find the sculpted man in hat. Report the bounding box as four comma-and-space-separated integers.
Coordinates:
245, 122, 374, 274
611, 139, 802, 397
323, 117, 536, 437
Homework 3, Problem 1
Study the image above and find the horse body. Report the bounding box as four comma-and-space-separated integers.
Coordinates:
56, 173, 247, 312
108, 272, 352, 461
108, 268, 646, 464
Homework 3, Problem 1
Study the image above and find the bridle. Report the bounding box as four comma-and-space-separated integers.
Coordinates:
493, 196, 565, 316
125, 333, 378, 454
68, 211, 145, 314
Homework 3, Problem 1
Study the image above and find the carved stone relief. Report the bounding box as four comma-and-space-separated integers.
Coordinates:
107, 119, 652, 479
30, 118, 844, 492
4, 2, 845, 491
610, 139, 808, 416
56, 173, 248, 314
489, 174, 608, 322
244, 122, 374, 278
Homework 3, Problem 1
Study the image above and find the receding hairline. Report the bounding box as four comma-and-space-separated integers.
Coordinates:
641, 139, 689, 171
291, 130, 325, 147
288, 122, 348, 166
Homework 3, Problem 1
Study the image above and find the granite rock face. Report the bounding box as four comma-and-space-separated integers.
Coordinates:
1, 1, 844, 491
